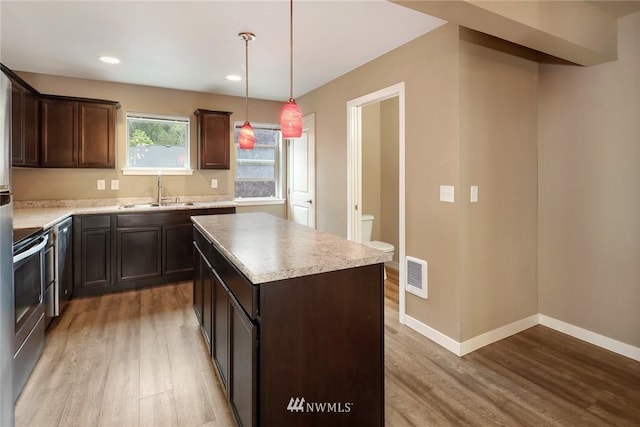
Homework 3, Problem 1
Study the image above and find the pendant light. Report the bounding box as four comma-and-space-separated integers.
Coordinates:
238, 32, 256, 150
280, 0, 303, 138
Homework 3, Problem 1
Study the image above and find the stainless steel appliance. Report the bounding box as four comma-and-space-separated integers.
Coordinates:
44, 218, 73, 327
1, 69, 15, 426
12, 228, 47, 400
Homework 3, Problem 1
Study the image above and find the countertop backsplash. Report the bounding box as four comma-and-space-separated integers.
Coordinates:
14, 195, 233, 209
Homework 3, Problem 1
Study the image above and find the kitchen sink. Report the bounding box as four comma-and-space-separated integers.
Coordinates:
120, 202, 195, 209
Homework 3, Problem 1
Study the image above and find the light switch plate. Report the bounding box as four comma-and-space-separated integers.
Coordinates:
439, 185, 454, 203
111, 179, 119, 190
470, 185, 478, 203
97, 179, 105, 190
211, 179, 218, 189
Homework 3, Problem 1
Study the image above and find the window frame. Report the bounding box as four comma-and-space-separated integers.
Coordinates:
233, 121, 285, 204
122, 112, 193, 176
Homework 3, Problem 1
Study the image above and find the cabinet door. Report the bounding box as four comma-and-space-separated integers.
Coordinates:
213, 274, 229, 391
116, 227, 162, 283
229, 295, 257, 427
202, 265, 214, 352
196, 110, 231, 169
22, 89, 40, 166
78, 102, 116, 168
193, 245, 204, 323
81, 228, 112, 288
163, 223, 193, 276
41, 99, 77, 167
11, 84, 24, 165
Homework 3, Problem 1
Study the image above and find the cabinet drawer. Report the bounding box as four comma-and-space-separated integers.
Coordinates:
81, 215, 110, 230
212, 247, 257, 320
193, 227, 213, 263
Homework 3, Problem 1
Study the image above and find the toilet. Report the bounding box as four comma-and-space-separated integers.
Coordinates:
361, 214, 395, 279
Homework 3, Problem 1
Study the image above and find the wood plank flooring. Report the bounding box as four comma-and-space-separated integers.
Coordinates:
16, 277, 640, 426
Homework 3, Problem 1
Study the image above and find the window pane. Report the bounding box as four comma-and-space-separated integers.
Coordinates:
236, 164, 275, 180
234, 124, 281, 199
235, 181, 276, 198
236, 146, 275, 161
127, 114, 189, 169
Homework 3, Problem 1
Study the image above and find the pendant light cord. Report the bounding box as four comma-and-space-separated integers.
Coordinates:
245, 36, 249, 121
289, 0, 294, 101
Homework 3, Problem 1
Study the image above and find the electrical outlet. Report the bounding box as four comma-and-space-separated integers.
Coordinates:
211, 179, 218, 189
97, 179, 106, 190
470, 185, 478, 203
439, 185, 454, 203
111, 179, 119, 190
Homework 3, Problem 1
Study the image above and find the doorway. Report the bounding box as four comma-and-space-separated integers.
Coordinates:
347, 83, 406, 323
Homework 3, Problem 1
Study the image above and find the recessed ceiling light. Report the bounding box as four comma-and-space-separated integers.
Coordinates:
99, 56, 121, 64
226, 74, 242, 82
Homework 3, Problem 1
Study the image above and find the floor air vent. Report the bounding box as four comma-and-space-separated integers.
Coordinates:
405, 256, 427, 299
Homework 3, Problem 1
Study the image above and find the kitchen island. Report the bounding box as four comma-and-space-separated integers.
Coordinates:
192, 212, 390, 427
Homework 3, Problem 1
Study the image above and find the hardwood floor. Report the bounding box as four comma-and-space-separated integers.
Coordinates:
16, 278, 640, 426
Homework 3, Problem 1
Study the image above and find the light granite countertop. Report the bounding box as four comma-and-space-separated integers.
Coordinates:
14, 201, 237, 230
191, 212, 391, 284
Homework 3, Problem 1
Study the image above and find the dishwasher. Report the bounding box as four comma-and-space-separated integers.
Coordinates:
44, 218, 73, 327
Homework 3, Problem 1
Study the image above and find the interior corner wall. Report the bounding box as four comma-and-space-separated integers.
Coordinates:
538, 12, 640, 347
362, 103, 382, 241
458, 37, 539, 341
298, 23, 463, 341
380, 97, 400, 263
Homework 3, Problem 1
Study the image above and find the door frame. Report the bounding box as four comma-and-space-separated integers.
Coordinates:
346, 82, 406, 323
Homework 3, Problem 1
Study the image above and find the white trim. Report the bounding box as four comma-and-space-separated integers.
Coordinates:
539, 315, 640, 362
404, 312, 640, 362
346, 82, 406, 324
404, 315, 462, 356
233, 197, 286, 206
459, 315, 539, 356
122, 169, 193, 176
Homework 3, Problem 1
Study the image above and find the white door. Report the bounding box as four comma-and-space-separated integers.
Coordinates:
287, 113, 316, 228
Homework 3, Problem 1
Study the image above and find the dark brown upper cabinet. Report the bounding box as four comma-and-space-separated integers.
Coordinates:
41, 97, 118, 168
1, 65, 40, 167
194, 109, 232, 169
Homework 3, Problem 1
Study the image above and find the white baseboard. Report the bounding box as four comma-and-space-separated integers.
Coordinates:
404, 315, 462, 356
539, 314, 640, 362
459, 315, 539, 356
403, 313, 640, 362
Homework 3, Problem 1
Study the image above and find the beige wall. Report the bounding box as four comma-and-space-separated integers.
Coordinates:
362, 103, 382, 240
380, 97, 399, 263
459, 36, 539, 341
361, 98, 400, 264
538, 12, 640, 347
299, 24, 463, 340
12, 72, 282, 203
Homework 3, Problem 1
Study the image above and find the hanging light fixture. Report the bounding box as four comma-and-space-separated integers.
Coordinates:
238, 32, 256, 149
280, 0, 303, 138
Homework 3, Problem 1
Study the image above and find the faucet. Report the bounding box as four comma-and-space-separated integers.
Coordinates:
157, 172, 162, 205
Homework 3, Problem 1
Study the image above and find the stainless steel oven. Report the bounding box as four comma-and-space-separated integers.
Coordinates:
12, 228, 47, 400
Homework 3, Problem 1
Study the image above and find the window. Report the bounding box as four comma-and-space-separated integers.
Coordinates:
125, 113, 190, 173
234, 123, 283, 200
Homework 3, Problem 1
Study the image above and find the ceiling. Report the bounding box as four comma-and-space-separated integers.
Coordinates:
0, 0, 446, 101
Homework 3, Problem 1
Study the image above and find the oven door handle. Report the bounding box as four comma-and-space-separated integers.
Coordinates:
13, 234, 49, 264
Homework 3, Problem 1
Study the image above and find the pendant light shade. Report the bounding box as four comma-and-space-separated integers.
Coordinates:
280, 98, 302, 138
238, 121, 255, 149
280, 0, 303, 138
239, 32, 256, 150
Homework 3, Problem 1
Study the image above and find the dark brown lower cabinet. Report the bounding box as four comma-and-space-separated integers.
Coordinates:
74, 207, 234, 297
117, 227, 161, 283
213, 273, 229, 388
73, 215, 112, 291
193, 225, 384, 427
229, 294, 257, 427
